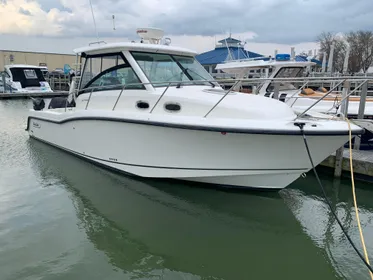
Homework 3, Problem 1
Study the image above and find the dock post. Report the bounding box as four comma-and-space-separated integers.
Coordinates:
2, 73, 5, 93
353, 81, 368, 150
334, 80, 350, 177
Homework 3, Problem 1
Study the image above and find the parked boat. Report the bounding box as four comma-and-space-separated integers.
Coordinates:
1, 64, 53, 93
216, 55, 373, 117
26, 28, 363, 190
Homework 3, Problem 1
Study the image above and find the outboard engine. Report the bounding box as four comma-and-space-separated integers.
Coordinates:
32, 98, 45, 111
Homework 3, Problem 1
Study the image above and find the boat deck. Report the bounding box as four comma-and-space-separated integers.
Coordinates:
0, 91, 69, 99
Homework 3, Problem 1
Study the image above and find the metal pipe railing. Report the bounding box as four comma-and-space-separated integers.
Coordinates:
112, 85, 126, 111
85, 89, 93, 110
204, 80, 240, 118
72, 75, 373, 120
149, 82, 172, 113
76, 76, 373, 94
295, 79, 346, 119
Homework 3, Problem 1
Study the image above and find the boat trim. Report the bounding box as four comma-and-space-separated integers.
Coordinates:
26, 116, 364, 136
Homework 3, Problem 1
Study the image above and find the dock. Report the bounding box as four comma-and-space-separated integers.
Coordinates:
0, 91, 68, 99
320, 149, 373, 182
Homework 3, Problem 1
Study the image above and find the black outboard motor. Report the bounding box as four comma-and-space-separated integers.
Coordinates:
32, 98, 45, 111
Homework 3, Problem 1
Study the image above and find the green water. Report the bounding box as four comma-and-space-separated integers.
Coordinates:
0, 99, 373, 280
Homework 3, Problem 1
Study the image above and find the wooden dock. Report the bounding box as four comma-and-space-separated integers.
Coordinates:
0, 91, 69, 99
320, 149, 373, 182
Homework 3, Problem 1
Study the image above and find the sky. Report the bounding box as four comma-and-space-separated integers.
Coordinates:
0, 0, 373, 56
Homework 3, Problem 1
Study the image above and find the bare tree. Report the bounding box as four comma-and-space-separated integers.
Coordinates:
317, 32, 347, 73
346, 31, 373, 73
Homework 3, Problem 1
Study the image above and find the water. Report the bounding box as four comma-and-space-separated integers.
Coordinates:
1, 99, 373, 280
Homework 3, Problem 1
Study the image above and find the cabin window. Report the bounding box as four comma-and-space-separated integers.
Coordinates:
131, 52, 217, 87
79, 53, 144, 93
80, 54, 126, 89
24, 69, 37, 79
266, 67, 305, 92
275, 67, 304, 78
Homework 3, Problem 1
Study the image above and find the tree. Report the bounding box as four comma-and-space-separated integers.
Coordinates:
317, 32, 347, 73
346, 31, 373, 73
317, 30, 373, 73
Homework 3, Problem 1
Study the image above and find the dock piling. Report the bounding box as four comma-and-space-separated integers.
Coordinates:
334, 81, 350, 177
354, 81, 368, 150
2, 73, 5, 93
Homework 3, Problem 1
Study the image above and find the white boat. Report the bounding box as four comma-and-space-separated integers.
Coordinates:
216, 55, 373, 117
26, 28, 363, 190
1, 64, 53, 93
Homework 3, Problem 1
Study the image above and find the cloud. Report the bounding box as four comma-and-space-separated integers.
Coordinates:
0, 0, 66, 35
1, 0, 373, 45
18, 6, 31, 15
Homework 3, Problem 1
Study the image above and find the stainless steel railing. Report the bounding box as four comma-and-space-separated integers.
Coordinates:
67, 76, 373, 119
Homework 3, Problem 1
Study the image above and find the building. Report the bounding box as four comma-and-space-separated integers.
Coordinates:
195, 37, 264, 78
0, 50, 78, 73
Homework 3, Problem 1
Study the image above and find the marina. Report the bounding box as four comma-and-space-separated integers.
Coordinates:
1, 97, 373, 280
1, 1, 373, 277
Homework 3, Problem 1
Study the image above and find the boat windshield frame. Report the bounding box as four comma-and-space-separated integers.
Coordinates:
130, 51, 218, 88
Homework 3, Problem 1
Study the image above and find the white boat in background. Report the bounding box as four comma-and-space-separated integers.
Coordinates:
216, 55, 373, 117
26, 28, 363, 190
1, 64, 53, 93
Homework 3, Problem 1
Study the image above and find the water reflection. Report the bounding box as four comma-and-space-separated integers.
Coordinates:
28, 139, 338, 280
282, 174, 373, 280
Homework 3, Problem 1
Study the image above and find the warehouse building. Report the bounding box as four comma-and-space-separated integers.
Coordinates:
0, 50, 77, 74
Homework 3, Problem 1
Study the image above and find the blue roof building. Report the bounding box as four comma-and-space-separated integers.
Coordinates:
195, 37, 264, 78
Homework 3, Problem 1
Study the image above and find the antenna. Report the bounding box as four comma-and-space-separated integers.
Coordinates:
222, 29, 233, 61
112, 15, 116, 30
89, 0, 99, 41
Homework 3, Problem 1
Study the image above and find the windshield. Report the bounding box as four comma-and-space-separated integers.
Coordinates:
131, 52, 217, 87
266, 67, 306, 92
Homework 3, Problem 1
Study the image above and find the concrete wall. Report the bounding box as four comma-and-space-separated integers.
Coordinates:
0, 50, 78, 72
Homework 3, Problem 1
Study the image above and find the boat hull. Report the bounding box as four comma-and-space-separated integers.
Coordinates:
27, 116, 352, 190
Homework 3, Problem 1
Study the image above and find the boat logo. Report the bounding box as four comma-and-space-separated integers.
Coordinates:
32, 122, 41, 128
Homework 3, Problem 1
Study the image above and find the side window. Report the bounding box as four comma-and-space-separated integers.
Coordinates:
79, 53, 144, 93
80, 57, 101, 89
89, 66, 143, 90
